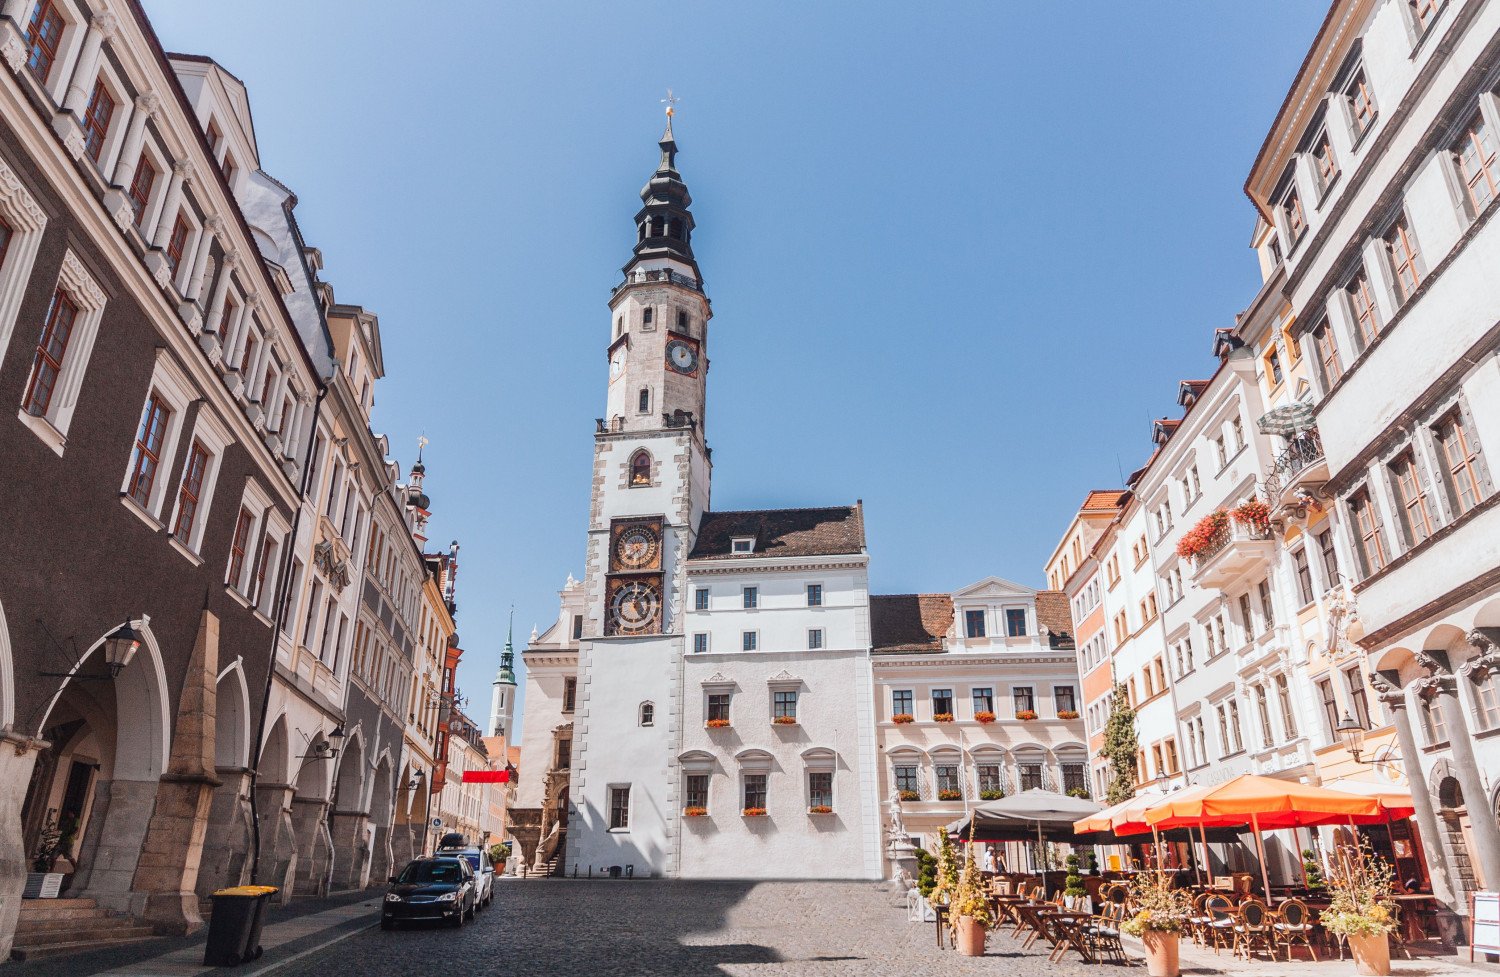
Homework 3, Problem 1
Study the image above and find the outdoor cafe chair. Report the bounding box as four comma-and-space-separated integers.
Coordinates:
1187, 892, 1213, 946
1233, 899, 1277, 961
1204, 894, 1235, 954
1273, 898, 1317, 961
1085, 902, 1128, 964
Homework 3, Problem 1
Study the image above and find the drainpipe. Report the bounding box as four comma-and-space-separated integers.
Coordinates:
249, 377, 331, 885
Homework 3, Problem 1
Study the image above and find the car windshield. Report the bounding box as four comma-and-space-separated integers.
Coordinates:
397, 861, 463, 884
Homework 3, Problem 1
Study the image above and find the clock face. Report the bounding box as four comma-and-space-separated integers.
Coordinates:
610, 580, 661, 634
613, 525, 660, 569
665, 339, 698, 376
609, 350, 624, 379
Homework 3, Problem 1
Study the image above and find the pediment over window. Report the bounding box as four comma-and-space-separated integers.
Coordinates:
701, 672, 736, 693
767, 669, 801, 691
734, 747, 774, 772
952, 575, 1037, 600
678, 749, 716, 774
800, 746, 837, 772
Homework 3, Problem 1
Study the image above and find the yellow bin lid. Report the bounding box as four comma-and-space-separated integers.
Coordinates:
213, 885, 279, 897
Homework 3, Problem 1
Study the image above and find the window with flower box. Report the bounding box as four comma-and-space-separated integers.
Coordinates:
892, 689, 912, 717
935, 765, 961, 800
685, 774, 709, 813
972, 687, 993, 715
742, 774, 767, 813
808, 771, 833, 810
931, 688, 953, 719
707, 692, 731, 725
894, 765, 918, 798
772, 690, 797, 722
1013, 686, 1034, 716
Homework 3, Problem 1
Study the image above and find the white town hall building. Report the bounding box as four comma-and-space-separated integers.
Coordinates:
510, 116, 1075, 880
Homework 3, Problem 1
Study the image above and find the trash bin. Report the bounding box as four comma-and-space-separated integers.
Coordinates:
203, 885, 278, 966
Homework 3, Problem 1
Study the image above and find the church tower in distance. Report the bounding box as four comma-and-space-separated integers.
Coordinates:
567, 113, 711, 875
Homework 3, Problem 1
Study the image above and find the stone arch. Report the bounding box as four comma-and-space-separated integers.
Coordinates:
0, 596, 14, 730
254, 714, 297, 895
628, 448, 652, 487
290, 731, 334, 897
328, 729, 369, 891
368, 752, 395, 885
214, 660, 250, 769
29, 617, 171, 911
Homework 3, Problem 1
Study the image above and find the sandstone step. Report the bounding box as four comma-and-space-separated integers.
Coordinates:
10, 934, 158, 962
15, 924, 157, 947
18, 896, 98, 914
16, 913, 115, 932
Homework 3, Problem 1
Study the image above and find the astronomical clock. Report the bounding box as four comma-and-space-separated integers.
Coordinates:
664, 333, 700, 377
606, 518, 664, 635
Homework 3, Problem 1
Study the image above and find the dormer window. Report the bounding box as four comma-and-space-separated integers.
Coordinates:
731, 537, 755, 554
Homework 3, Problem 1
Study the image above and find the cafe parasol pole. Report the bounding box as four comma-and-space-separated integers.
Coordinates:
1250, 812, 1273, 899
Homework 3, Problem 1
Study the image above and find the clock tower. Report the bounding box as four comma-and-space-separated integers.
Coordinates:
567, 113, 713, 876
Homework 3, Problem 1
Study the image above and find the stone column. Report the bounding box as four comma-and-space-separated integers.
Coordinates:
183, 217, 219, 303
1370, 672, 1463, 941
0, 731, 47, 959
252, 782, 297, 903
110, 92, 160, 186
1417, 648, 1500, 892
203, 250, 238, 334
290, 797, 331, 898
149, 160, 191, 249
328, 809, 370, 891
194, 767, 253, 901
369, 819, 394, 887
129, 609, 222, 934
60, 11, 116, 115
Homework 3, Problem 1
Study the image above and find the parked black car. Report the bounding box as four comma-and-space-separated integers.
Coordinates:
381, 857, 477, 929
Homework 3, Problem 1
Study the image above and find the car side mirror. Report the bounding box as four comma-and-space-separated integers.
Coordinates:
484, 866, 494, 874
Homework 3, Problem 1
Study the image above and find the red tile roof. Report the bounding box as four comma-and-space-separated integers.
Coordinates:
689, 505, 865, 560
1080, 490, 1127, 512
870, 594, 953, 654
1035, 591, 1076, 650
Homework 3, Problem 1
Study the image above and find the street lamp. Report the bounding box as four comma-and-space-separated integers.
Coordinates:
1336, 710, 1368, 763
101, 620, 142, 677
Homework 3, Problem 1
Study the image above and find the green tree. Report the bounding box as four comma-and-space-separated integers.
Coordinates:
1103, 682, 1139, 805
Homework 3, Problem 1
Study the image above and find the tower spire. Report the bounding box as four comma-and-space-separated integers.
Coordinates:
626, 92, 699, 280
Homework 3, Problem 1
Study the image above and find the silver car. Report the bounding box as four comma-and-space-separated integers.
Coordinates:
435, 845, 495, 909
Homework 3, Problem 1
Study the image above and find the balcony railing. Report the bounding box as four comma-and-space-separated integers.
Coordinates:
612, 268, 701, 294
1263, 429, 1326, 504
1190, 518, 1275, 588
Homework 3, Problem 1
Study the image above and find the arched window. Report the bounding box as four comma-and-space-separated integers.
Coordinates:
639, 702, 655, 726
629, 450, 651, 487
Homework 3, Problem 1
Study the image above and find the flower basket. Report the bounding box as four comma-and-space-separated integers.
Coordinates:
1057, 710, 1079, 720
705, 718, 731, 729
979, 789, 1004, 801
742, 807, 767, 817
683, 806, 708, 817
1176, 510, 1229, 559
1230, 497, 1271, 535
933, 713, 954, 723
937, 789, 962, 801
974, 711, 996, 724
772, 715, 797, 725
1015, 710, 1037, 721
808, 805, 833, 815
898, 789, 920, 802
892, 713, 915, 724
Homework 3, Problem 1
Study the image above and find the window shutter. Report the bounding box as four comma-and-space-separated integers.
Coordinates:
1459, 400, 1495, 498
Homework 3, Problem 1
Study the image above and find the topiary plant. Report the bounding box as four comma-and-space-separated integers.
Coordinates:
1064, 854, 1087, 899
1303, 848, 1326, 889
1103, 682, 1140, 805
914, 845, 938, 898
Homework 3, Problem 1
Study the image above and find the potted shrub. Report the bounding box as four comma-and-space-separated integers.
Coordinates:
933, 712, 955, 723
742, 807, 767, 817
1120, 869, 1194, 977
937, 789, 962, 801
1302, 848, 1326, 890
978, 788, 1004, 801
974, 710, 996, 724
1321, 841, 1398, 976
706, 718, 731, 729
772, 716, 797, 725
1063, 854, 1089, 911
892, 713, 915, 724
684, 806, 709, 817
947, 825, 992, 956
808, 805, 833, 815
898, 788, 920, 802
25, 818, 67, 899
1057, 709, 1080, 720
1015, 709, 1038, 721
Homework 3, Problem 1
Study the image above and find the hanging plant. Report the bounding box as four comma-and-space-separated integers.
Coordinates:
933, 713, 955, 723
1057, 710, 1080, 720
706, 718, 731, 728
899, 788, 920, 802
1015, 709, 1038, 721
974, 711, 996, 724
892, 713, 915, 724
937, 788, 963, 801
1176, 510, 1230, 559
1231, 497, 1271, 534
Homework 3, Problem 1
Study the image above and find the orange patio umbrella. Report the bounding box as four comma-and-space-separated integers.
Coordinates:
1074, 790, 1168, 837
1144, 774, 1391, 898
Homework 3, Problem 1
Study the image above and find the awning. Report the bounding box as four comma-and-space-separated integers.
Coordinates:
1257, 401, 1316, 436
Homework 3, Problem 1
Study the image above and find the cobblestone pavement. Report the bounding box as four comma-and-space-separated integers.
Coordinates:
272, 879, 1493, 977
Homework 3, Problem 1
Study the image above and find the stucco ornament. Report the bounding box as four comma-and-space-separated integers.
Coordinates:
1461, 629, 1500, 680
1324, 583, 1359, 662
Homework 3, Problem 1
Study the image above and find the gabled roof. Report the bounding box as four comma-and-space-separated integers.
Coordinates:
1035, 591, 1076, 650
689, 505, 865, 561
871, 594, 953, 655
952, 575, 1036, 599
1080, 490, 1127, 512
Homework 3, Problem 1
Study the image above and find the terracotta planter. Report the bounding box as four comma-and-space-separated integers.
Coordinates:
1347, 932, 1391, 976
953, 914, 986, 956
1141, 930, 1180, 977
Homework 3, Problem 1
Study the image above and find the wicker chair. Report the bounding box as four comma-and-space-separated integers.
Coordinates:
1187, 892, 1212, 946
1273, 898, 1317, 961
1086, 901, 1128, 964
1204, 894, 1235, 954
1233, 899, 1276, 961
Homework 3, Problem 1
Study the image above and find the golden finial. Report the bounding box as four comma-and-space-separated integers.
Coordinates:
661, 88, 680, 118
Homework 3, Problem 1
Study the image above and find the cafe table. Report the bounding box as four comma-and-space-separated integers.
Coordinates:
1039, 909, 1096, 963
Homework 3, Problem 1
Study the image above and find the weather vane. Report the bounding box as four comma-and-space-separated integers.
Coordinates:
661, 88, 680, 118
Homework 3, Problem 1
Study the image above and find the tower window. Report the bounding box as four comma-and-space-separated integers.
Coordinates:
677, 309, 688, 329
642, 307, 654, 326
637, 388, 651, 414
629, 449, 652, 487
640, 702, 654, 727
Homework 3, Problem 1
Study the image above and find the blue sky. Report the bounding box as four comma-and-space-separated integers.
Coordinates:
145, 1, 1327, 728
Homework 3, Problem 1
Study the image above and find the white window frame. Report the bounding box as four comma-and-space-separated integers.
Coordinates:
251, 508, 290, 619
741, 630, 758, 652
119, 348, 195, 523
692, 632, 709, 653
226, 477, 274, 596
28, 0, 87, 104
807, 628, 823, 650
731, 537, 755, 554
164, 405, 232, 558
18, 250, 106, 455
608, 783, 631, 832
0, 156, 48, 375
85, 59, 132, 179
